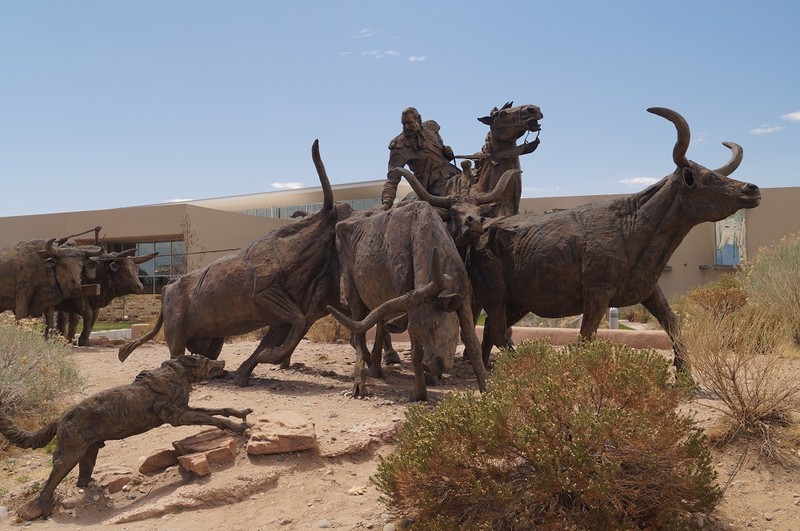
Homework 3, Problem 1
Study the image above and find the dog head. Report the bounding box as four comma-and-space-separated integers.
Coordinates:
164, 355, 226, 382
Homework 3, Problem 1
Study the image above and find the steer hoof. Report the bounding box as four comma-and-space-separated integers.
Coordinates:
383, 350, 401, 365
231, 372, 251, 388
352, 382, 371, 398
17, 498, 45, 521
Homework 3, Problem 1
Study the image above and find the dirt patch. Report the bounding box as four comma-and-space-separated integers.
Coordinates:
2, 337, 800, 529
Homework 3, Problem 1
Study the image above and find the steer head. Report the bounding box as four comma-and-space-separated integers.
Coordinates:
648, 107, 761, 223
390, 167, 520, 249
326, 248, 460, 376
92, 249, 159, 296
37, 239, 104, 297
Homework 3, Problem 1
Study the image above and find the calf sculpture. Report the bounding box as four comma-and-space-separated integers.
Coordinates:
328, 200, 488, 401
470, 107, 761, 370
118, 140, 354, 386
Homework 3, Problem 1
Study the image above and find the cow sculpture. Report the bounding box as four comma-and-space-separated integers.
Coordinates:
469, 107, 761, 370
327, 200, 489, 401
0, 239, 103, 336
56, 249, 158, 346
118, 140, 355, 386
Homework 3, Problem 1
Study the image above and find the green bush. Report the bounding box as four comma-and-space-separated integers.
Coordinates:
373, 340, 720, 529
0, 317, 84, 453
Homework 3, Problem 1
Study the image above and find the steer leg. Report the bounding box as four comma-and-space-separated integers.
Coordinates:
232, 288, 306, 386
579, 294, 612, 342
409, 339, 428, 402
457, 302, 487, 393
642, 286, 687, 372
382, 330, 401, 364
369, 324, 387, 379
77, 307, 95, 346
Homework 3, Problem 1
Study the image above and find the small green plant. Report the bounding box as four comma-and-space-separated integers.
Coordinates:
15, 475, 30, 484
305, 315, 350, 343
0, 486, 8, 497
374, 340, 720, 529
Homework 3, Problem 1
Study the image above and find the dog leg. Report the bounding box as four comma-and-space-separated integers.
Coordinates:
186, 407, 253, 419
167, 409, 251, 433
35, 450, 81, 519
77, 443, 103, 487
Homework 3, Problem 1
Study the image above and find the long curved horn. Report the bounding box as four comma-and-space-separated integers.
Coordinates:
116, 248, 138, 258
312, 139, 334, 211
472, 169, 520, 205
389, 167, 454, 208
45, 238, 60, 257
647, 107, 690, 168
82, 245, 105, 257
326, 280, 440, 333
713, 142, 743, 176
132, 252, 159, 264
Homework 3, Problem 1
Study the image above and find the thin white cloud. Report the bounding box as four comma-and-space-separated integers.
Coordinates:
782, 111, 800, 123
351, 28, 381, 39
749, 125, 784, 135
271, 182, 303, 190
618, 177, 659, 187
362, 49, 400, 59
693, 133, 708, 144
339, 51, 353, 56
408, 55, 428, 62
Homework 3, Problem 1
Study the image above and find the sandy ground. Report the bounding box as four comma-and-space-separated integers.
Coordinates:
2, 335, 800, 530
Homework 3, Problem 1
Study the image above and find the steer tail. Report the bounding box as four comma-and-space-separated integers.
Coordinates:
0, 411, 57, 450
118, 310, 164, 362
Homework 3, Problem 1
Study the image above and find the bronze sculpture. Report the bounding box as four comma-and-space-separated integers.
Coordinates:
469, 107, 761, 370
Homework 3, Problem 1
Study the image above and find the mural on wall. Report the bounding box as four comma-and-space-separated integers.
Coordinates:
715, 210, 747, 266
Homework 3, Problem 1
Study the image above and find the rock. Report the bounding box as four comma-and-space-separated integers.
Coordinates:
92, 494, 101, 502
0, 506, 8, 519
764, 513, 774, 521
690, 513, 705, 528
177, 453, 211, 476
383, 524, 397, 531
173, 428, 237, 456
61, 497, 80, 510
106, 476, 132, 494
318, 519, 332, 528
139, 449, 178, 474
279, 518, 293, 525
246, 410, 317, 455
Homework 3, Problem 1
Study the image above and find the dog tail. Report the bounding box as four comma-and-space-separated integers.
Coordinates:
118, 309, 164, 362
0, 411, 57, 449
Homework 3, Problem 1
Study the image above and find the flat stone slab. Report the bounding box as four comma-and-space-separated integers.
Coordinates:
246, 410, 317, 455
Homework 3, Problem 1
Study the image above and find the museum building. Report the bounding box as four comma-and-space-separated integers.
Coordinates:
1, 181, 798, 302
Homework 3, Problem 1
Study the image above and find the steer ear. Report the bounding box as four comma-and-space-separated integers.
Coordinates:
682, 167, 696, 188
437, 292, 462, 313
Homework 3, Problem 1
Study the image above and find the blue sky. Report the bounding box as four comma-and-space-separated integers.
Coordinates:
1, 1, 798, 217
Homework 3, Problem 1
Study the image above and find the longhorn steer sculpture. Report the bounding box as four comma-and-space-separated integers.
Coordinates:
118, 140, 354, 386
56, 249, 158, 346
469, 107, 761, 370
328, 200, 488, 401
0, 239, 103, 336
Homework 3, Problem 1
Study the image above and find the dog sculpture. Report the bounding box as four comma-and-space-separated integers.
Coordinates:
0, 355, 252, 520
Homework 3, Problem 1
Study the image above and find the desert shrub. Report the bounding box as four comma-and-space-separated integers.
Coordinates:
682, 300, 800, 461
0, 316, 84, 454
621, 304, 652, 324
373, 340, 720, 529
305, 315, 350, 343
741, 232, 800, 346
684, 273, 748, 319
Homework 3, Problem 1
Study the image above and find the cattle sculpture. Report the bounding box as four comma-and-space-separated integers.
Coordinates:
327, 200, 489, 401
118, 140, 354, 387
469, 107, 761, 370
56, 249, 158, 346
0, 239, 103, 336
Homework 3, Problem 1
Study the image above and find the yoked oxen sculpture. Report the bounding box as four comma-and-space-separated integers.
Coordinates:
56, 249, 159, 346
470, 107, 761, 370
0, 239, 103, 336
327, 200, 489, 401
119, 140, 354, 386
